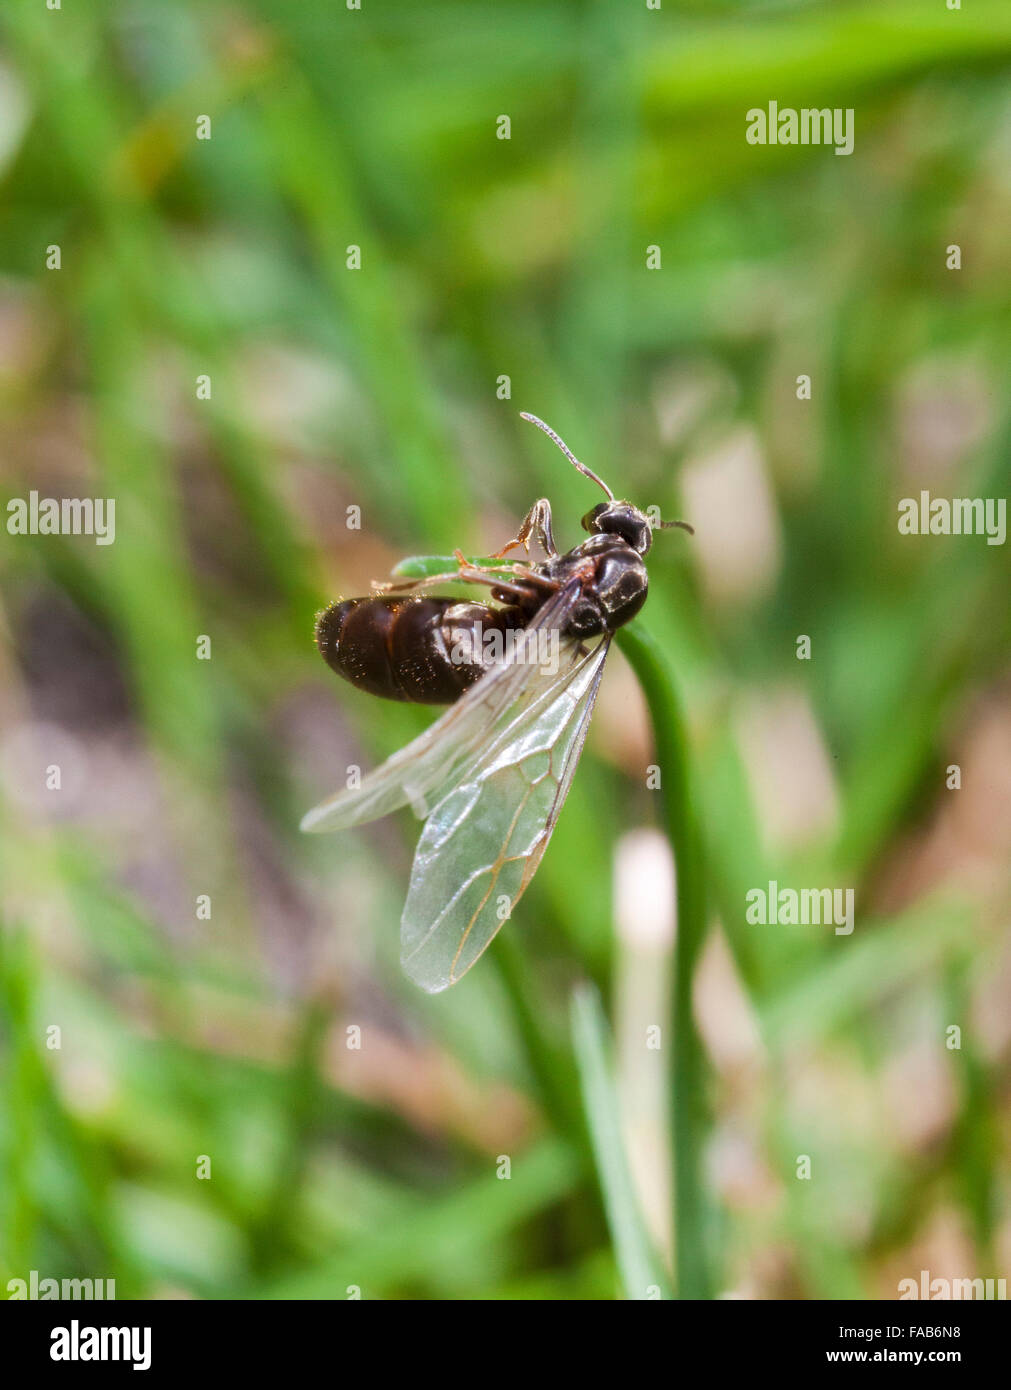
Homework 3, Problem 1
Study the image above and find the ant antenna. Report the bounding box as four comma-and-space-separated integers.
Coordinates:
519, 412, 614, 500
657, 517, 695, 535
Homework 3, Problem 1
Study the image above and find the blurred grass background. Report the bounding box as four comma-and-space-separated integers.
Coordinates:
0, 0, 1009, 1300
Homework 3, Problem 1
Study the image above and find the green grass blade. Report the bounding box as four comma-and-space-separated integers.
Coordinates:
570, 983, 671, 1301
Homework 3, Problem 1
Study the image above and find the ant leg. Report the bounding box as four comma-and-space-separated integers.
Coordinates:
375, 567, 492, 595
453, 549, 558, 592
451, 550, 558, 598
375, 554, 546, 603
493, 498, 558, 560
376, 550, 513, 593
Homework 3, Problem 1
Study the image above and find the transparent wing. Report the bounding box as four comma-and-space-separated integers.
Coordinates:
400, 635, 611, 993
300, 582, 583, 833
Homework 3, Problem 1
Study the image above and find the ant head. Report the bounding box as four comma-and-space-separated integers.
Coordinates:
580, 501, 654, 555
519, 412, 694, 555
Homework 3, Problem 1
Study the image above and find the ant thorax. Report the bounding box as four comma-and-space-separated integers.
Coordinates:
546, 533, 649, 637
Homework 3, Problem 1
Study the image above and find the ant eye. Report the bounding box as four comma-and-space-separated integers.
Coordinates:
581, 504, 607, 533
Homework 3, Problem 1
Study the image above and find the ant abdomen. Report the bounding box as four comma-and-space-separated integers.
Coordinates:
316, 595, 525, 705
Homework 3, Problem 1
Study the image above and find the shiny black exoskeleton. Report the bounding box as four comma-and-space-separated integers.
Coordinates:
548, 500, 655, 637
314, 414, 691, 705
315, 596, 526, 704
